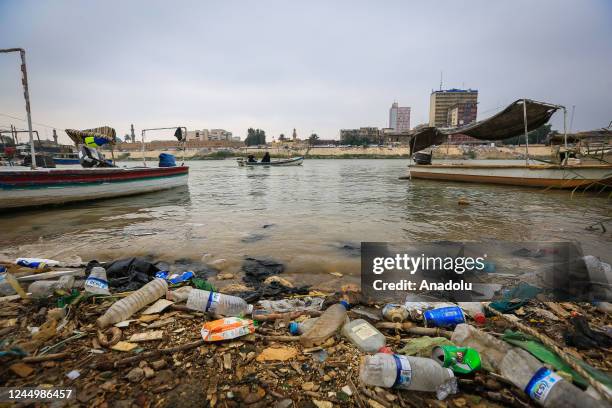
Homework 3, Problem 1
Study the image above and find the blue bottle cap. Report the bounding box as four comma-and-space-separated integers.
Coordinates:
288, 322, 299, 335
340, 300, 350, 309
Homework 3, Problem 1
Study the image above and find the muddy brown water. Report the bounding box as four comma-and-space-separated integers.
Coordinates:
1, 159, 610, 282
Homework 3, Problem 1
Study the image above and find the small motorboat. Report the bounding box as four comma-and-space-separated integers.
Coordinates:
238, 156, 304, 166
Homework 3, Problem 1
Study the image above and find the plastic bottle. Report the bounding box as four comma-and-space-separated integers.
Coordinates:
16, 257, 60, 269
457, 302, 486, 324
499, 348, 608, 408
289, 318, 319, 335
84, 267, 110, 295
382, 304, 409, 322
28, 276, 75, 298
300, 302, 348, 347
360, 353, 457, 400
0, 272, 28, 298
186, 288, 253, 316
424, 306, 465, 327
404, 301, 456, 321
342, 319, 386, 352
593, 301, 612, 314
451, 323, 511, 372
258, 297, 324, 313
167, 286, 193, 302
97, 278, 168, 328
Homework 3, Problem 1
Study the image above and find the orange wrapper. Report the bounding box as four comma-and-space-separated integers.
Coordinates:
201, 317, 255, 342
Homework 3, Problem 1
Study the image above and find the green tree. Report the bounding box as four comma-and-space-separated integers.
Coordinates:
278, 133, 286, 141
244, 128, 267, 146
308, 133, 320, 146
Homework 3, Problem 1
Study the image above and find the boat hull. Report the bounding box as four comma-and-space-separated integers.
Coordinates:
239, 157, 304, 166
0, 166, 189, 209
404, 163, 612, 189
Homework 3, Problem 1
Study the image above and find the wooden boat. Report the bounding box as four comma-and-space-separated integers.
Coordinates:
238, 156, 304, 166
0, 166, 189, 210
404, 162, 612, 189
52, 152, 80, 165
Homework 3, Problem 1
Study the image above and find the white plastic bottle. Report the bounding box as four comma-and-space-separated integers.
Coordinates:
300, 302, 348, 347
457, 302, 486, 324
342, 319, 386, 352
500, 348, 608, 408
97, 278, 168, 328
28, 276, 75, 298
186, 289, 253, 316
360, 353, 456, 400
84, 267, 110, 295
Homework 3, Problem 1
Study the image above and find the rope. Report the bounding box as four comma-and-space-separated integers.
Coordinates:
483, 302, 612, 401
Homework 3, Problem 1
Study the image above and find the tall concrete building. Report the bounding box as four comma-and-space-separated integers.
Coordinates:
389, 102, 411, 131
429, 89, 478, 127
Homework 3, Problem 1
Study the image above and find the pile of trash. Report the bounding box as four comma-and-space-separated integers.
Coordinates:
1, 256, 611, 407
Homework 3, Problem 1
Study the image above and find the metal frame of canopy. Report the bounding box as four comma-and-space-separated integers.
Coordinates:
140, 126, 187, 167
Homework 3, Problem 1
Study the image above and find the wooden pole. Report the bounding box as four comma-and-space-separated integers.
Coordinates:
523, 99, 529, 167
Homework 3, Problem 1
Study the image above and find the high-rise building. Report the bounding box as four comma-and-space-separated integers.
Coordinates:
389, 102, 411, 131
447, 102, 478, 127
429, 89, 478, 127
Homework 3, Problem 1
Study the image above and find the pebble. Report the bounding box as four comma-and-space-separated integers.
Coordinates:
126, 367, 144, 383
151, 359, 167, 370
302, 382, 315, 391
341, 385, 353, 396
312, 400, 333, 408
143, 367, 155, 379
274, 399, 293, 408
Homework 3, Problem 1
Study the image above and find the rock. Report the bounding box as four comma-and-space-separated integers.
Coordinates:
458, 197, 470, 205
367, 400, 386, 408
274, 399, 293, 408
243, 386, 266, 404
217, 273, 234, 280
126, 367, 144, 383
263, 275, 294, 288
9, 363, 34, 378
143, 366, 155, 379
257, 346, 298, 362
100, 379, 117, 392
242, 257, 285, 286
151, 359, 167, 370
312, 400, 333, 408
341, 385, 353, 396
302, 382, 315, 391
209, 259, 228, 269
111, 341, 138, 352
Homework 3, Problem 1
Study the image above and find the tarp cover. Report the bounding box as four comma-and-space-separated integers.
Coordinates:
409, 99, 559, 153
65, 126, 117, 146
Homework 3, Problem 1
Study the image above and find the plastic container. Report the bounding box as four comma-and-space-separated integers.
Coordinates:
97, 278, 168, 328
360, 353, 457, 400
28, 275, 75, 298
382, 304, 409, 322
258, 297, 324, 313
342, 319, 386, 352
0, 272, 28, 298
451, 323, 511, 372
424, 306, 465, 328
186, 289, 253, 316
167, 286, 193, 302
457, 302, 486, 324
300, 301, 348, 347
500, 348, 607, 408
84, 267, 110, 295
16, 257, 60, 269
289, 318, 319, 335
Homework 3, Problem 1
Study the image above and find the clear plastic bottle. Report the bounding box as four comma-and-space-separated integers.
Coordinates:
457, 302, 486, 324
97, 278, 168, 328
360, 353, 456, 399
451, 323, 511, 372
342, 319, 386, 352
500, 348, 608, 408
167, 286, 193, 302
382, 304, 409, 322
300, 301, 348, 347
28, 275, 75, 298
0, 272, 28, 298
84, 267, 110, 295
186, 289, 253, 316
289, 318, 319, 335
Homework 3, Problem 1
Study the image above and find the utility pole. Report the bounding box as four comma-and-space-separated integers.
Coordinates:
0, 48, 36, 169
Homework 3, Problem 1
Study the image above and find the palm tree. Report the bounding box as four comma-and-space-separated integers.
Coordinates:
308, 133, 319, 146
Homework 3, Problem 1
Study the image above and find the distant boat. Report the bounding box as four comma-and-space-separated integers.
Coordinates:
238, 156, 304, 166
52, 152, 80, 165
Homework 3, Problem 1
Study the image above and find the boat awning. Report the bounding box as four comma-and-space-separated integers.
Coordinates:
65, 126, 117, 146
409, 99, 560, 154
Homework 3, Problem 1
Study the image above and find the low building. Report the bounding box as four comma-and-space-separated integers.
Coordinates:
340, 127, 381, 144
209, 129, 233, 141
185, 129, 233, 141
185, 129, 209, 141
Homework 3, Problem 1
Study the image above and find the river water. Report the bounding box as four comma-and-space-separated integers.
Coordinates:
1, 159, 610, 279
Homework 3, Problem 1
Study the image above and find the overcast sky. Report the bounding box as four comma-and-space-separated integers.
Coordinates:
1, 0, 611, 143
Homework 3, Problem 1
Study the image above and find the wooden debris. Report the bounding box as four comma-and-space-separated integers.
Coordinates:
129, 330, 164, 342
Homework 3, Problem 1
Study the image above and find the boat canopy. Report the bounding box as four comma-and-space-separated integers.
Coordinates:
65, 126, 117, 146
409, 99, 560, 154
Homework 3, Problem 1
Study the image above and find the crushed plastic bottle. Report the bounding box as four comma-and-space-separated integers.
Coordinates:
84, 267, 110, 295
451, 323, 511, 372
457, 302, 486, 324
97, 278, 168, 328
167, 286, 193, 302
300, 301, 348, 347
500, 348, 608, 408
382, 304, 409, 322
16, 257, 60, 269
0, 271, 28, 298
342, 319, 386, 352
28, 276, 75, 298
289, 318, 319, 335
360, 353, 457, 400
258, 297, 324, 313
186, 289, 253, 316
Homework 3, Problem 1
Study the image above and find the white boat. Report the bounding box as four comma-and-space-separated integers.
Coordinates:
404, 162, 612, 189
237, 156, 304, 166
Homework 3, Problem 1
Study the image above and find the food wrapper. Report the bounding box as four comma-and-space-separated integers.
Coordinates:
201, 317, 255, 342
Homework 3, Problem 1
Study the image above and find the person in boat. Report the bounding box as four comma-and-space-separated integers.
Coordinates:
247, 154, 256, 163
261, 152, 271, 163
79, 136, 114, 168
